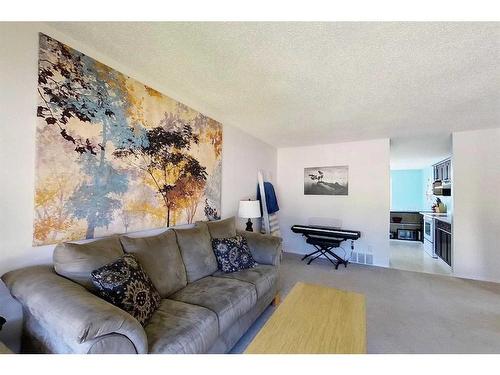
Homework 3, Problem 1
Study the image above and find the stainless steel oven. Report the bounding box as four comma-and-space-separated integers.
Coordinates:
423, 215, 436, 258
423, 216, 434, 243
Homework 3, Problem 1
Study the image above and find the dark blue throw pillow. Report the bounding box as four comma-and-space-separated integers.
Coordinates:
91, 254, 161, 326
212, 235, 257, 273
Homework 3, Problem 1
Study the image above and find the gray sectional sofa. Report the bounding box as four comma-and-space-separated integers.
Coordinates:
1, 218, 282, 354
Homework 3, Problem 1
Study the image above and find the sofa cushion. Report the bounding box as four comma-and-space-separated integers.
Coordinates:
173, 225, 218, 283
197, 217, 237, 239
212, 235, 257, 273
237, 230, 283, 266
212, 264, 278, 299
53, 236, 124, 291
91, 254, 161, 326
169, 276, 257, 333
120, 230, 187, 297
145, 299, 218, 354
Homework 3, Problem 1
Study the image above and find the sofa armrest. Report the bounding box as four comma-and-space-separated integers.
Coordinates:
0, 341, 12, 354
2, 266, 147, 354
237, 230, 283, 266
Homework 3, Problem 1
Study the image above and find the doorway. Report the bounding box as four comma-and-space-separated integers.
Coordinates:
389, 134, 453, 275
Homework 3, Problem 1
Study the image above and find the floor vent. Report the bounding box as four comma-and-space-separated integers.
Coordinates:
351, 251, 373, 265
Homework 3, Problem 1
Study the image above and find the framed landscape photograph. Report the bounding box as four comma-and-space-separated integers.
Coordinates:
304, 166, 349, 195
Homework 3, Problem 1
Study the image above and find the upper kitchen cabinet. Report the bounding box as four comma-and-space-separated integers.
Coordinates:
433, 158, 452, 183
433, 157, 452, 196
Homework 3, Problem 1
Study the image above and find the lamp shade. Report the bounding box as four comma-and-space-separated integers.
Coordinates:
238, 200, 261, 219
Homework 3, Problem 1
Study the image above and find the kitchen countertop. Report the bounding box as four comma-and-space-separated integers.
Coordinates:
390, 210, 424, 213
435, 216, 452, 224
419, 212, 452, 224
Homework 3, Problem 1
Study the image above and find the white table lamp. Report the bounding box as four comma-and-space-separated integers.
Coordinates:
238, 200, 261, 232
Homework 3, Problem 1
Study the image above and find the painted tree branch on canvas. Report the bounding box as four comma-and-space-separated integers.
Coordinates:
34, 33, 222, 246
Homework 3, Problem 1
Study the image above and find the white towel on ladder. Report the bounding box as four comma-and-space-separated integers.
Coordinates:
262, 212, 281, 237
257, 170, 281, 237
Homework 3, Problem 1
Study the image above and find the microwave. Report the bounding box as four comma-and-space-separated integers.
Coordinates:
397, 229, 419, 241
433, 180, 451, 196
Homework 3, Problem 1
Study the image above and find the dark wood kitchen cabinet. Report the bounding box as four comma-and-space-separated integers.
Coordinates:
435, 219, 452, 266
433, 158, 452, 183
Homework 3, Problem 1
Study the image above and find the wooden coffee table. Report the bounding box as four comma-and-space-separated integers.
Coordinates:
245, 282, 366, 354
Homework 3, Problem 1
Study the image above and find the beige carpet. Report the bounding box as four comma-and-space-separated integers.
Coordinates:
231, 252, 500, 354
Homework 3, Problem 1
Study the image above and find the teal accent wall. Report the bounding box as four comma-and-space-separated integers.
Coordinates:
391, 169, 425, 211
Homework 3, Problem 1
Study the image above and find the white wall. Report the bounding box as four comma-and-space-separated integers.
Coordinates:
452, 128, 500, 283
221, 125, 277, 231
277, 139, 391, 267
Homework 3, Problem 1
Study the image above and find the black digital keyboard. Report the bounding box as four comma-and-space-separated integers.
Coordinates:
291, 224, 361, 269
291, 225, 361, 240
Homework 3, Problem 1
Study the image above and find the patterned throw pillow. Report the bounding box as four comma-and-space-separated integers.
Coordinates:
91, 254, 161, 326
212, 235, 257, 273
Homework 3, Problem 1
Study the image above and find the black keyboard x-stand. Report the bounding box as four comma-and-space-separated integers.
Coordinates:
301, 235, 350, 269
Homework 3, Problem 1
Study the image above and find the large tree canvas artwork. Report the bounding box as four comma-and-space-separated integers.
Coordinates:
34, 33, 222, 246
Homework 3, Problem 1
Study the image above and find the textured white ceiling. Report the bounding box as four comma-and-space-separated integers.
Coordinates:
48, 22, 500, 147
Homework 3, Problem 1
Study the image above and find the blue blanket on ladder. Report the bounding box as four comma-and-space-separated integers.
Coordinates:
257, 182, 279, 214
